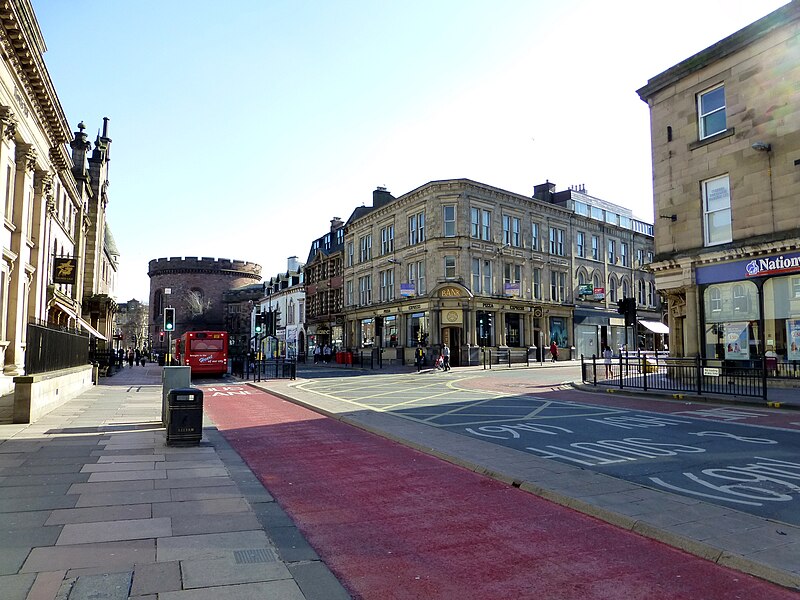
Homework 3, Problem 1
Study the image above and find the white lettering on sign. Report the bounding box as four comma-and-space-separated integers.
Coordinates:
465, 423, 572, 439
525, 437, 705, 467
650, 457, 800, 506
587, 415, 691, 430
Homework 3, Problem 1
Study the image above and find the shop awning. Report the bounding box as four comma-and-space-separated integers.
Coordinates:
77, 317, 107, 341
639, 320, 669, 334
53, 301, 108, 341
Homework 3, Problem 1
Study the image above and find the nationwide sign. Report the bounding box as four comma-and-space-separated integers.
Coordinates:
745, 254, 800, 278
697, 250, 800, 285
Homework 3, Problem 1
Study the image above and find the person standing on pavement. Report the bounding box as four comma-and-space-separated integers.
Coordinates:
549, 340, 558, 363
603, 345, 614, 378
442, 343, 451, 371
415, 346, 424, 372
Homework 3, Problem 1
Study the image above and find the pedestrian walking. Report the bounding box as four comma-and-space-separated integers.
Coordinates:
313, 345, 321, 364
442, 343, 451, 371
127, 348, 135, 368
603, 345, 614, 378
550, 341, 558, 363
415, 346, 424, 372
323, 344, 331, 364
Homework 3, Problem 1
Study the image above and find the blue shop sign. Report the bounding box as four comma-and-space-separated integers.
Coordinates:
696, 251, 800, 284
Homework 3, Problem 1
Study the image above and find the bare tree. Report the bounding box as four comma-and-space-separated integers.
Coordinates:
186, 290, 212, 319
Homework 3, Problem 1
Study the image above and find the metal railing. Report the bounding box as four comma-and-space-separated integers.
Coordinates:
581, 354, 767, 399
244, 358, 297, 381
482, 347, 539, 369
26, 320, 90, 375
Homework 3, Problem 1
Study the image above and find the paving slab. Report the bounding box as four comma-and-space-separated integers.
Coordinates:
159, 579, 306, 600
153, 476, 232, 490
45, 503, 152, 525
0, 546, 33, 576
86, 469, 167, 483
181, 554, 290, 589
168, 485, 240, 502
267, 526, 321, 562
130, 560, 182, 596
0, 510, 50, 529
288, 561, 352, 600
156, 530, 271, 562
0, 494, 78, 513
0, 572, 35, 600
69, 571, 132, 600
171, 512, 263, 536
57, 516, 172, 545
26, 570, 66, 600
152, 497, 251, 518
67, 479, 156, 495
0, 483, 72, 499
21, 539, 155, 573
74, 488, 171, 508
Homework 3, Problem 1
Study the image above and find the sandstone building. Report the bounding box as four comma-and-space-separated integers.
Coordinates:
0, 1, 116, 390
637, 1, 800, 360
341, 180, 659, 365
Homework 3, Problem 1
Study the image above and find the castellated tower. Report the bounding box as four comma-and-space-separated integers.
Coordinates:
148, 257, 262, 341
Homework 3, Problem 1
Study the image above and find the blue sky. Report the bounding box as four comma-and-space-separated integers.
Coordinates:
31, 0, 787, 301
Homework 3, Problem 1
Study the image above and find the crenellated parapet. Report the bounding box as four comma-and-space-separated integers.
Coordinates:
148, 257, 262, 280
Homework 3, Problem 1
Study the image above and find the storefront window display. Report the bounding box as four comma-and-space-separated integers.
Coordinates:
549, 317, 567, 348
360, 318, 375, 347
764, 275, 800, 361
382, 315, 398, 347
703, 280, 760, 360
476, 311, 493, 346
408, 312, 428, 347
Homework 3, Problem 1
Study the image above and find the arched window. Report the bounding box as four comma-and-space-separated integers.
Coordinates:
638, 279, 646, 305
608, 276, 617, 302
621, 277, 630, 300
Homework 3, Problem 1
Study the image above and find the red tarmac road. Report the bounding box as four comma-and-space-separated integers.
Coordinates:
204, 387, 799, 600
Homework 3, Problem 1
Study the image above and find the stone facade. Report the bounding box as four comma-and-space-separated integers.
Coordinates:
257, 258, 305, 359
637, 2, 800, 359
147, 257, 261, 351
0, 2, 117, 387
342, 180, 659, 365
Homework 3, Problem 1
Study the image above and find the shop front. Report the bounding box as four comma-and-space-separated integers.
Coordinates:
697, 251, 800, 363
573, 308, 631, 358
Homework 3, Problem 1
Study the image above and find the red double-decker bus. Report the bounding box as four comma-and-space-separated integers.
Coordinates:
174, 331, 228, 376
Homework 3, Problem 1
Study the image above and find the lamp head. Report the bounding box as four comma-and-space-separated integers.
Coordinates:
751, 141, 771, 152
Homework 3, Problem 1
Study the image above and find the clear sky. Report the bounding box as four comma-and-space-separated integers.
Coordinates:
31, 0, 787, 302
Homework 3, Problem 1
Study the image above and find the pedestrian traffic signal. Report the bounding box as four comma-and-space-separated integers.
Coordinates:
163, 307, 175, 332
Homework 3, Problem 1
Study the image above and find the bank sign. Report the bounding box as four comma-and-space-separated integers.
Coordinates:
697, 251, 800, 285
745, 254, 800, 277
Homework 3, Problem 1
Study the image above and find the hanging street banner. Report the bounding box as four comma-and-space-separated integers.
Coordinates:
53, 257, 77, 285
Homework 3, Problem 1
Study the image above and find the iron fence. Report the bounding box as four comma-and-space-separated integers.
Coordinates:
244, 358, 297, 381
25, 320, 90, 375
581, 354, 767, 399
482, 347, 539, 369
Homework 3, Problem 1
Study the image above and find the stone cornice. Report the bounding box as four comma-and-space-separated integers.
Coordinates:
0, 1, 72, 146
637, 3, 800, 101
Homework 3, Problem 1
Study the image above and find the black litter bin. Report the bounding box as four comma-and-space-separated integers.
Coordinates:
166, 387, 203, 446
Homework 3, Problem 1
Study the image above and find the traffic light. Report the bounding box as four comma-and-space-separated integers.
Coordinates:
163, 307, 175, 332
254, 312, 264, 334
159, 330, 164, 342
264, 311, 276, 336
617, 297, 636, 327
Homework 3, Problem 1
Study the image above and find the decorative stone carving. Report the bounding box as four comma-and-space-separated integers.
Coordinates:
0, 106, 17, 140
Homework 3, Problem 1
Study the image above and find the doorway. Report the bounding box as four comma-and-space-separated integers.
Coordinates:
442, 327, 462, 367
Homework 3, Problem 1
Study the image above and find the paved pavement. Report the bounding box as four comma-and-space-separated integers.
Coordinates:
0, 363, 349, 600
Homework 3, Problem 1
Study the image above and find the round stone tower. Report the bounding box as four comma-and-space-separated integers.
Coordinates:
148, 257, 262, 343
